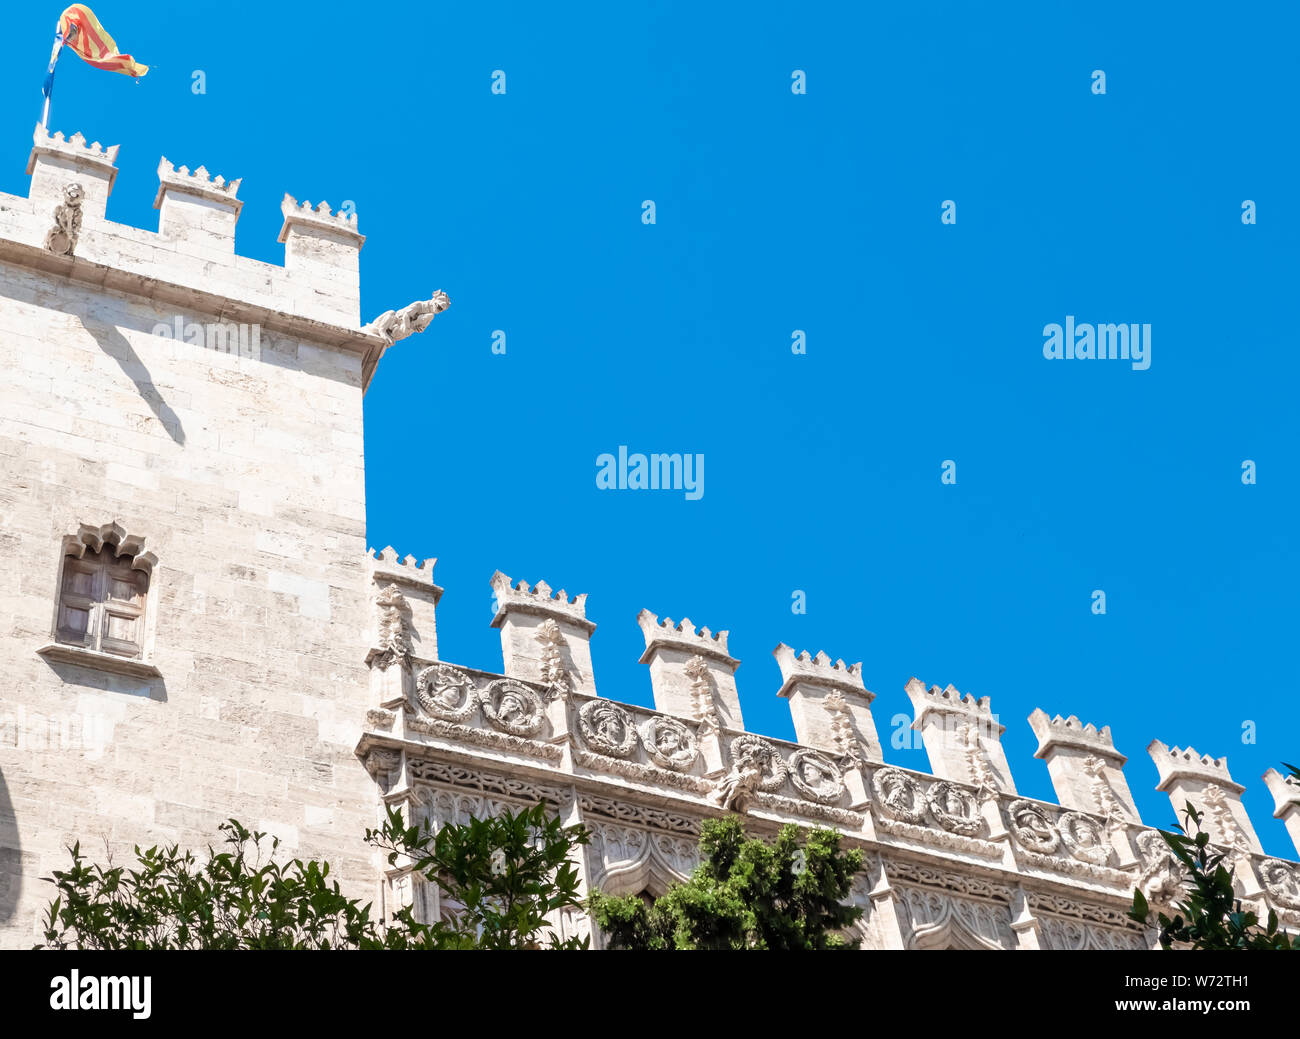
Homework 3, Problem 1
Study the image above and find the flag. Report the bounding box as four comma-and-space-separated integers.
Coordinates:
58, 5, 149, 78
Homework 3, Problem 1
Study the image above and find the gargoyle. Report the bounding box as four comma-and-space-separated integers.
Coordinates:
362, 290, 451, 346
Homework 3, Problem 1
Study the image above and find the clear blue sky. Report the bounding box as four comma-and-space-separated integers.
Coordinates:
4, 2, 1296, 855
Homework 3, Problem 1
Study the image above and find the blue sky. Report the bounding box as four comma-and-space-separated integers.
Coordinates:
5, 2, 1296, 854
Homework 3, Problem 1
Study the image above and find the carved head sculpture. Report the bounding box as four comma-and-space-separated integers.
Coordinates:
498, 689, 526, 721
62, 182, 85, 207
655, 726, 683, 754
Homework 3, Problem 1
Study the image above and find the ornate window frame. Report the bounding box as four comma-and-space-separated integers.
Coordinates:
36, 522, 162, 679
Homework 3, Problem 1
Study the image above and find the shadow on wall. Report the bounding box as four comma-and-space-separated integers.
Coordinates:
77, 315, 186, 446
0, 769, 19, 926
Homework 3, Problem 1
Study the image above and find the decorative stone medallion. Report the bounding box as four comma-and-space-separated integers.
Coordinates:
480, 679, 545, 737
872, 767, 928, 825
788, 749, 845, 805
415, 663, 478, 722
927, 781, 985, 836
1007, 799, 1061, 855
728, 735, 788, 792
577, 698, 639, 758
1058, 811, 1113, 865
639, 715, 699, 771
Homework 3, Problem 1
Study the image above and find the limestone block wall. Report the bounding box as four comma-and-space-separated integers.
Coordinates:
0, 127, 383, 947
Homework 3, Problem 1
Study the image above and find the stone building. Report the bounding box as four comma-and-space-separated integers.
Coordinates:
2, 126, 1299, 949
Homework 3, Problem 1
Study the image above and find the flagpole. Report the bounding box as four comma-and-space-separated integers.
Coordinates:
41, 28, 65, 129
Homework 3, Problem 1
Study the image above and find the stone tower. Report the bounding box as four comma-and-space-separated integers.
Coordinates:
0, 125, 417, 945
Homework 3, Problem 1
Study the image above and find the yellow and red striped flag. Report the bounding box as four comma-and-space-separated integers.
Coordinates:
57, 5, 148, 78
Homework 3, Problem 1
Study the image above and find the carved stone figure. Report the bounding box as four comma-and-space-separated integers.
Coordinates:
1260, 859, 1300, 910
1136, 829, 1187, 903
415, 663, 478, 722
872, 767, 928, 825
577, 698, 638, 758
712, 741, 765, 812
1007, 799, 1062, 854
684, 655, 720, 734
639, 715, 699, 771
480, 679, 544, 737
534, 618, 572, 699
44, 182, 84, 257
727, 735, 788, 792
788, 749, 845, 805
372, 584, 412, 671
362, 290, 451, 346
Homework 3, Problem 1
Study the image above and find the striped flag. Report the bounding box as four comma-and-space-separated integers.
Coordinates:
58, 5, 149, 78
42, 6, 147, 126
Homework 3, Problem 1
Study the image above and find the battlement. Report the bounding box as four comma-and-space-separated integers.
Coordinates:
1148, 740, 1242, 792
1028, 710, 1121, 761
904, 677, 999, 724
491, 572, 592, 632
0, 124, 445, 391
636, 610, 733, 662
773, 644, 867, 696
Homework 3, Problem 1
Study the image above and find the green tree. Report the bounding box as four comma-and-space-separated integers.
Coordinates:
1129, 763, 1300, 951
40, 802, 589, 950
588, 817, 864, 949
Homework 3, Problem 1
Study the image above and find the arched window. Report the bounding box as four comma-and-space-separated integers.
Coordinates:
39, 523, 159, 678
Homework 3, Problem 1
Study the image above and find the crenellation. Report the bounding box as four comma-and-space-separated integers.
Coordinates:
1262, 769, 1300, 857
773, 643, 882, 763
1028, 709, 1140, 823
637, 609, 742, 731
491, 571, 596, 699
904, 677, 1017, 796
1148, 740, 1262, 855
154, 157, 243, 253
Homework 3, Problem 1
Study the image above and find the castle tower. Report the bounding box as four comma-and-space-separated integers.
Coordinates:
0, 126, 417, 944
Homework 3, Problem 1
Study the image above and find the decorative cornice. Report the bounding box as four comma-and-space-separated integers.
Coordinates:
62, 521, 157, 576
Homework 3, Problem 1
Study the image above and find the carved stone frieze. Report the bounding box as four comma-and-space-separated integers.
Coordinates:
404, 714, 562, 762
873, 816, 1004, 860
788, 749, 846, 805
571, 748, 712, 794
576, 698, 638, 758
479, 679, 546, 737
1260, 858, 1300, 910
414, 663, 478, 722
639, 715, 699, 772
1007, 799, 1062, 855
1058, 810, 1114, 866
927, 781, 985, 837
872, 767, 929, 825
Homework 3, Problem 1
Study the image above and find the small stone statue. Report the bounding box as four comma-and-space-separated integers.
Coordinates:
712, 743, 764, 812
363, 290, 451, 346
44, 182, 85, 257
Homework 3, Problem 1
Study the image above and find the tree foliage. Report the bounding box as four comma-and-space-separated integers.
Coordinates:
1129, 763, 1300, 951
40, 803, 589, 950
588, 817, 864, 949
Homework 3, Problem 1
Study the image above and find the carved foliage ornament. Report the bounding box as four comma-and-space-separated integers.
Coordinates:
415, 663, 477, 722
373, 584, 412, 672
788, 749, 845, 805
1007, 799, 1061, 855
479, 679, 545, 737
639, 715, 699, 772
872, 767, 928, 825
577, 699, 638, 759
